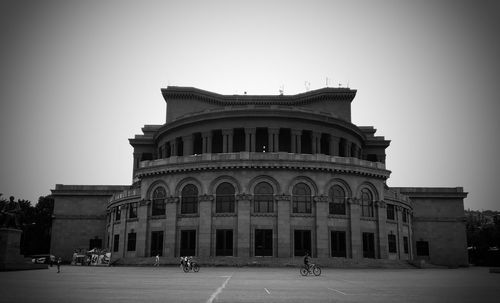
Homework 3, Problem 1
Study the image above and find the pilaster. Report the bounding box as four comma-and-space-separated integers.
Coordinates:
164, 197, 178, 257
376, 200, 388, 259
245, 128, 256, 152
276, 194, 291, 258
349, 197, 362, 260
314, 195, 329, 258
198, 194, 214, 257
236, 194, 252, 257
135, 199, 150, 257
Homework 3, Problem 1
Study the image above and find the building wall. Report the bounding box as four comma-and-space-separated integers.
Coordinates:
395, 188, 468, 267
50, 185, 129, 262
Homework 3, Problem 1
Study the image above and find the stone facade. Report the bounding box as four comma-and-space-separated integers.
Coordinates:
50, 87, 468, 267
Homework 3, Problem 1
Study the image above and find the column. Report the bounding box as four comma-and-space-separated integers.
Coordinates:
268, 128, 280, 152
135, 199, 150, 257
345, 141, 351, 157
312, 132, 321, 154
276, 194, 291, 258
329, 136, 339, 156
164, 197, 178, 257
376, 201, 388, 259
170, 139, 177, 157
182, 134, 193, 156
202, 131, 212, 154
236, 194, 252, 257
198, 195, 213, 257
291, 129, 301, 154
396, 206, 404, 259
222, 129, 234, 153
349, 197, 362, 260
245, 128, 256, 152
314, 195, 329, 258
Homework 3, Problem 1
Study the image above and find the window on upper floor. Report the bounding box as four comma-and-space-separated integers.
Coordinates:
329, 185, 346, 215
253, 182, 274, 213
386, 204, 395, 220
129, 202, 138, 219
360, 189, 374, 217
292, 183, 312, 214
181, 184, 198, 214
152, 187, 166, 216
216, 182, 235, 213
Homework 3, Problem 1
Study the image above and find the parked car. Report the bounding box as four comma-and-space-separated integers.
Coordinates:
31, 254, 56, 265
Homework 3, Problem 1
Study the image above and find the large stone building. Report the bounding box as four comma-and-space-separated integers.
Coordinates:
50, 86, 468, 267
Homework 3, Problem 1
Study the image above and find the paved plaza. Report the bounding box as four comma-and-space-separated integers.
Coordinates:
1, 265, 499, 303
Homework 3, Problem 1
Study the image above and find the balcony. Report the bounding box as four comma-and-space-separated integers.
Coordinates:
136, 152, 390, 179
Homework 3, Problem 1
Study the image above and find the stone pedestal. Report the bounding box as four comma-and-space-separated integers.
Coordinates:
0, 228, 47, 271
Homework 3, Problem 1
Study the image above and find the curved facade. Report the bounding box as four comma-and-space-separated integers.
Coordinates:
51, 87, 468, 267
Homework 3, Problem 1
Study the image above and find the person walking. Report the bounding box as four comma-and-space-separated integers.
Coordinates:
154, 254, 160, 267
56, 257, 61, 273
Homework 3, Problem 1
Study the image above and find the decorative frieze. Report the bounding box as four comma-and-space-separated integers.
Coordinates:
313, 195, 329, 203
275, 194, 291, 201
198, 194, 214, 202
139, 199, 150, 206
236, 193, 252, 201
166, 197, 179, 204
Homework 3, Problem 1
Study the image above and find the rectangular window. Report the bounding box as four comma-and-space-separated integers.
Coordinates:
180, 230, 196, 256
113, 234, 119, 252
362, 232, 375, 258
255, 229, 273, 256
293, 198, 312, 214
402, 210, 408, 223
129, 203, 138, 219
329, 202, 346, 215
152, 200, 165, 216
115, 207, 121, 221
416, 240, 429, 256
388, 234, 397, 253
403, 236, 409, 254
181, 197, 198, 214
386, 204, 395, 220
294, 230, 312, 256
216, 229, 233, 256
127, 232, 136, 251
150, 231, 164, 256
331, 231, 347, 257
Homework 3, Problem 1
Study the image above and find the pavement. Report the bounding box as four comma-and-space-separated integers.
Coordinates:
0, 265, 499, 303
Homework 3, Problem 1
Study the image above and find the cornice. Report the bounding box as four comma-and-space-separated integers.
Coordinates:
136, 153, 390, 180
161, 86, 357, 106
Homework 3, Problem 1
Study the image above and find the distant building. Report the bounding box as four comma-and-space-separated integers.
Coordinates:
50, 87, 468, 267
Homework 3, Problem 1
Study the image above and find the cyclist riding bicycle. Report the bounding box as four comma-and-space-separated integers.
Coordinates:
304, 251, 311, 272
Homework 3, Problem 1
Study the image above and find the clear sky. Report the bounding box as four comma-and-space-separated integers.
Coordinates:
1, 0, 499, 210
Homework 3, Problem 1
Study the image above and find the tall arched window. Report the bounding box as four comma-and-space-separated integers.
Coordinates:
216, 182, 235, 213
292, 183, 312, 214
329, 185, 346, 215
253, 182, 274, 213
360, 188, 374, 217
152, 187, 166, 216
181, 184, 198, 214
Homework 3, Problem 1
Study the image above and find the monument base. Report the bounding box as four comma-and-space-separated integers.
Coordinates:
0, 228, 48, 271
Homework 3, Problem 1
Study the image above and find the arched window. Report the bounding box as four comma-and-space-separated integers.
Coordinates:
360, 188, 374, 217
329, 185, 346, 215
152, 187, 166, 216
292, 183, 312, 213
181, 184, 198, 214
253, 182, 274, 213
216, 182, 235, 213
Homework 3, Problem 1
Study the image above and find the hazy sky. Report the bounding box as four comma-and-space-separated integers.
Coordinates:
1, 0, 499, 210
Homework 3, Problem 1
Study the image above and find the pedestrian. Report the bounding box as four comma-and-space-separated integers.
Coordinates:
57, 257, 61, 273
154, 254, 159, 267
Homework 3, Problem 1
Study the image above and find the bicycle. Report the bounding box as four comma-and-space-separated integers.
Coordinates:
182, 261, 200, 273
300, 263, 321, 276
